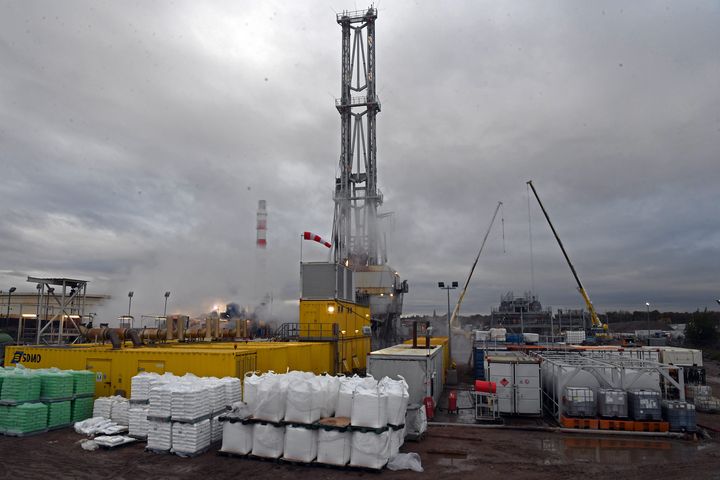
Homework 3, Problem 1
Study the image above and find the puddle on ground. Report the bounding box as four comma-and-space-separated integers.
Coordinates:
539, 436, 715, 465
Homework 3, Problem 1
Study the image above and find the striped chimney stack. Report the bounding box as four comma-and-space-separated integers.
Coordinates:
256, 200, 267, 249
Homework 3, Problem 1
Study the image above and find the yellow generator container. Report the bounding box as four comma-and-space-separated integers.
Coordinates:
299, 299, 371, 373
4, 340, 337, 397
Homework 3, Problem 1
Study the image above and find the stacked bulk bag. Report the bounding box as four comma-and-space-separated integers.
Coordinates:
350, 430, 391, 469
39, 369, 74, 400
251, 422, 285, 458
317, 429, 352, 466
172, 419, 211, 456
243, 372, 263, 409
351, 383, 388, 429
68, 370, 95, 397
220, 420, 254, 455
147, 419, 173, 452
5, 402, 48, 435
129, 405, 149, 438
1, 367, 41, 403
382, 376, 409, 427
221, 377, 242, 406
110, 396, 130, 426
285, 375, 323, 424
93, 397, 113, 419
47, 401, 72, 429
171, 384, 210, 422
253, 374, 286, 423
130, 372, 158, 401
148, 385, 173, 418
319, 374, 340, 418
283, 425, 318, 462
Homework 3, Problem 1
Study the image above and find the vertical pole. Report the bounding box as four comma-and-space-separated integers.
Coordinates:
446, 288, 452, 363
59, 280, 66, 344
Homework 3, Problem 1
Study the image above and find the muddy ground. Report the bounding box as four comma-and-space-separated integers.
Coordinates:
1, 424, 719, 480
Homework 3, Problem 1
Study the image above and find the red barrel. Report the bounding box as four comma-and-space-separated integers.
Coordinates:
474, 380, 497, 393
423, 395, 435, 420
448, 390, 458, 414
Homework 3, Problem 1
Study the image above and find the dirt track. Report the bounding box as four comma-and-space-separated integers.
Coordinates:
1, 425, 719, 480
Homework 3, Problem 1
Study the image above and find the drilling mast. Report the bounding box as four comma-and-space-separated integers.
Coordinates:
333, 7, 381, 267
332, 8, 407, 348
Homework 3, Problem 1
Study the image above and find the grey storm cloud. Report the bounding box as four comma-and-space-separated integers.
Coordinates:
0, 1, 718, 323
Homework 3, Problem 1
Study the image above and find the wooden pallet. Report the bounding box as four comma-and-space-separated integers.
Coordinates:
560, 416, 599, 429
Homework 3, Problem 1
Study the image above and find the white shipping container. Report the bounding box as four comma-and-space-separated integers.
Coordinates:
487, 354, 542, 415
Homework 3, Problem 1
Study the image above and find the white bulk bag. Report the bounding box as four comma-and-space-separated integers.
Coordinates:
350, 430, 390, 470
253, 374, 288, 422
251, 423, 285, 459
220, 421, 254, 455
351, 384, 388, 429
283, 426, 318, 463
243, 372, 263, 410
389, 428, 404, 458
317, 429, 352, 466
336, 377, 356, 418
320, 375, 340, 418
381, 376, 410, 426
285, 376, 323, 424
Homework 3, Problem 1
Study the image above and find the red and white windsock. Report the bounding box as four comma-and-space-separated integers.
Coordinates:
303, 231, 332, 248
256, 200, 267, 249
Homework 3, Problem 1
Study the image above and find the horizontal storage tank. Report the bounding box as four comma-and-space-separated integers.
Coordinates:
541, 363, 601, 400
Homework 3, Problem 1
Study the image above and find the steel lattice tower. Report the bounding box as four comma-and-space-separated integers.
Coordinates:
333, 7, 382, 267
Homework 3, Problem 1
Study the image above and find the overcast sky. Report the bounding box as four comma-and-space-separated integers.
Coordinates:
1, 1, 718, 323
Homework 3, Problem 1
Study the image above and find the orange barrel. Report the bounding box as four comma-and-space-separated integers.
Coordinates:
475, 380, 497, 393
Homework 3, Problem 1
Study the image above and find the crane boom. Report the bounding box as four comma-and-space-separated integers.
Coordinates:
449, 201, 503, 329
526, 180, 603, 329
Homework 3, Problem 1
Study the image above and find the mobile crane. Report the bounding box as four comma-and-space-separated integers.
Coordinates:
526, 180, 608, 335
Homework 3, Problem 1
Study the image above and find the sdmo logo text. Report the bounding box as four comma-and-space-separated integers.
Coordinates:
10, 351, 42, 364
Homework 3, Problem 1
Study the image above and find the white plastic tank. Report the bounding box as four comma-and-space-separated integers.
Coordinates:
489, 328, 507, 342
474, 330, 490, 342
523, 333, 540, 344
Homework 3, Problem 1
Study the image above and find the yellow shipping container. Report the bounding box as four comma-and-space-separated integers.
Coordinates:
4, 340, 337, 397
